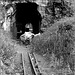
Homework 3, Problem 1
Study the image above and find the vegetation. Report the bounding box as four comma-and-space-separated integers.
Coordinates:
41, 0, 75, 31
0, 29, 24, 75
31, 21, 75, 72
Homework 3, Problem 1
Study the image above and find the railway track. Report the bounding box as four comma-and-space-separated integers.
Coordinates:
28, 53, 42, 75
21, 51, 42, 75
20, 47, 44, 75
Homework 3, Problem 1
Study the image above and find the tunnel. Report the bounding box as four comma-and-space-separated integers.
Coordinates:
15, 2, 42, 39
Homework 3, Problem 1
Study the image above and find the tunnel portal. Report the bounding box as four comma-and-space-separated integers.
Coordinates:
15, 2, 42, 39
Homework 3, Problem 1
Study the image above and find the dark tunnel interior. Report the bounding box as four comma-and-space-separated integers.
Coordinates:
15, 2, 42, 39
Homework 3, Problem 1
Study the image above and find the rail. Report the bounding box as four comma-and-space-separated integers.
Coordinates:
28, 53, 42, 75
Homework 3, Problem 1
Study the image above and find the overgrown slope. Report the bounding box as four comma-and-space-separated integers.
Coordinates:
31, 20, 75, 72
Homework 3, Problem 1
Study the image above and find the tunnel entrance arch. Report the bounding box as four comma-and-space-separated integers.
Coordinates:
15, 2, 42, 39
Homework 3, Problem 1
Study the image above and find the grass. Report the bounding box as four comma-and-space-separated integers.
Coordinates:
31, 20, 75, 73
